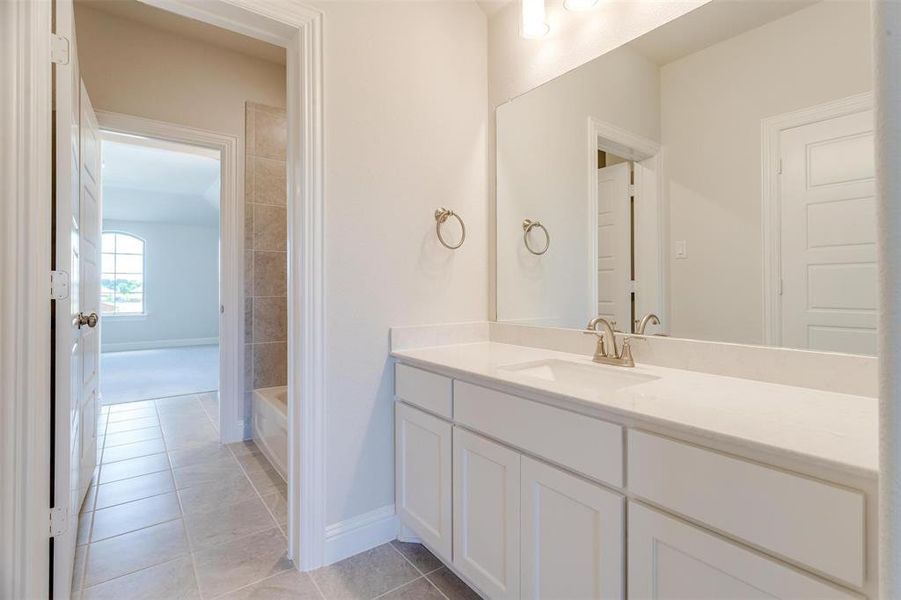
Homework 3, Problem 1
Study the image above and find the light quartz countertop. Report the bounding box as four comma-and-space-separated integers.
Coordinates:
392, 342, 878, 479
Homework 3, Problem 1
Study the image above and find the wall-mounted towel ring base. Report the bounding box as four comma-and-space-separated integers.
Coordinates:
522, 219, 550, 255
435, 208, 466, 250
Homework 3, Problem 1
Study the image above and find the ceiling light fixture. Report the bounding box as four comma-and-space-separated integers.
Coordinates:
521, 0, 549, 38
563, 0, 598, 9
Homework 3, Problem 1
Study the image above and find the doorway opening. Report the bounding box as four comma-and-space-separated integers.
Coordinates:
99, 133, 222, 411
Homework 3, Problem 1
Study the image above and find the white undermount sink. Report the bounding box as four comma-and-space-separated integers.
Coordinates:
498, 358, 658, 392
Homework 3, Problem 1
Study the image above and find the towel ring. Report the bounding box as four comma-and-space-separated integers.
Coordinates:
435, 208, 466, 250
522, 219, 550, 255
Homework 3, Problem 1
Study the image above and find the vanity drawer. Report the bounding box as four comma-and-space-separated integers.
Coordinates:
628, 430, 865, 588
395, 363, 453, 419
454, 381, 623, 487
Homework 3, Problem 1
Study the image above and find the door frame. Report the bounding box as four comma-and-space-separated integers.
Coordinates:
1, 0, 326, 594
587, 117, 666, 333
96, 110, 244, 443
760, 91, 874, 345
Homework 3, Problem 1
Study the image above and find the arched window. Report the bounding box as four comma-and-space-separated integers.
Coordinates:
101, 232, 145, 315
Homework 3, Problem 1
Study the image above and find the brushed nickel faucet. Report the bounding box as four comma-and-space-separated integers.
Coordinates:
635, 313, 660, 335
584, 317, 635, 367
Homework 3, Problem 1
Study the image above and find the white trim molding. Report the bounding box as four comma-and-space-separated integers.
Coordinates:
137, 0, 328, 571
96, 109, 244, 444
587, 117, 667, 332
101, 337, 220, 353
0, 0, 53, 598
324, 505, 399, 565
760, 92, 874, 346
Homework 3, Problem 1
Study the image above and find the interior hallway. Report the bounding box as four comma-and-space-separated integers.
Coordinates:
72, 393, 476, 599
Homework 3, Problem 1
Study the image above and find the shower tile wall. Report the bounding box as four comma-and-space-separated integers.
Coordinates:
245, 102, 288, 418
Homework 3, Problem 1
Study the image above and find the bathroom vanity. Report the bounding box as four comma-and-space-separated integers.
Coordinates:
392, 334, 877, 599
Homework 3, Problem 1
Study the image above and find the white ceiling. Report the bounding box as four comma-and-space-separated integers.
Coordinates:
102, 135, 221, 227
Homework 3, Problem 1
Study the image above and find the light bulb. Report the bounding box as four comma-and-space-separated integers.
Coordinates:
521, 0, 549, 38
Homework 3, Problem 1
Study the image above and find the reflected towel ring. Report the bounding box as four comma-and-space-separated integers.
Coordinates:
435, 208, 466, 250
522, 219, 550, 255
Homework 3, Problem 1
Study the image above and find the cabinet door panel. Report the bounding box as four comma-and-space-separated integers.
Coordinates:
628, 503, 857, 599
454, 428, 520, 600
396, 402, 452, 560
521, 457, 624, 599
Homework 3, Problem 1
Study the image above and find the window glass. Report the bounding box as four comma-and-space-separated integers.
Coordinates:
101, 232, 145, 315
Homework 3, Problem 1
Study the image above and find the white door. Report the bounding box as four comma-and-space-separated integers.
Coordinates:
779, 108, 875, 354
628, 503, 856, 599
597, 162, 632, 331
52, 1, 101, 596
521, 457, 624, 600
395, 403, 452, 561
453, 428, 520, 600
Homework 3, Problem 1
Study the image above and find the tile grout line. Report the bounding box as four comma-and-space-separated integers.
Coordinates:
386, 543, 451, 600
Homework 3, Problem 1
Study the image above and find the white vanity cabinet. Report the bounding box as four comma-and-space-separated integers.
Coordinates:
395, 402, 453, 561
393, 362, 870, 599
453, 428, 521, 600
628, 503, 857, 599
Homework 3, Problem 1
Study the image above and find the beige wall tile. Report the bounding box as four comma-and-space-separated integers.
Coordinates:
243, 250, 254, 297
244, 201, 254, 248
244, 344, 253, 392
253, 204, 287, 252
253, 296, 287, 343
244, 298, 253, 344
253, 157, 287, 206
253, 109, 287, 160
253, 251, 287, 297
253, 342, 287, 388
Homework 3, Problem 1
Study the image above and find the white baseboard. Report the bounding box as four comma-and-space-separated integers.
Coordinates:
102, 337, 219, 353
324, 504, 398, 565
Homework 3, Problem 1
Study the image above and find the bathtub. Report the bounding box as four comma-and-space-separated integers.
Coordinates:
252, 386, 287, 481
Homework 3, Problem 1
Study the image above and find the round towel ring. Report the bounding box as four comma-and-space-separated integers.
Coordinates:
522, 219, 550, 255
435, 208, 466, 250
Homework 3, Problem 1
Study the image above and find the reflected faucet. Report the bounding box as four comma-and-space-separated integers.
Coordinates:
635, 313, 660, 335
584, 317, 635, 367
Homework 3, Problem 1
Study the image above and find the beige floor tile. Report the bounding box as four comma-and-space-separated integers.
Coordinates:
192, 527, 292, 599
165, 428, 220, 451
104, 426, 163, 448
108, 400, 156, 413
83, 519, 190, 587
107, 407, 157, 423
226, 440, 260, 457
389, 540, 442, 575
98, 453, 170, 484
77, 511, 93, 546
310, 544, 420, 600
378, 577, 445, 600
184, 496, 277, 550
261, 491, 288, 526
82, 555, 200, 600
105, 416, 160, 434
236, 451, 276, 474
219, 569, 321, 600
173, 457, 245, 490
245, 466, 286, 496
91, 492, 181, 541
169, 443, 234, 469
425, 567, 480, 600
101, 438, 167, 464
178, 476, 258, 516
95, 470, 175, 510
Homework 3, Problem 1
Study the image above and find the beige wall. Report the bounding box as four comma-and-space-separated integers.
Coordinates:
313, 1, 488, 526
662, 0, 873, 344
74, 4, 285, 151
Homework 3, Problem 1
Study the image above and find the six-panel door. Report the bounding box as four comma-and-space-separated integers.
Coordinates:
453, 428, 521, 600
395, 402, 453, 561
521, 457, 624, 599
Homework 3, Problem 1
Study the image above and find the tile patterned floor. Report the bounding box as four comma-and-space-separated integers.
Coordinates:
72, 392, 479, 600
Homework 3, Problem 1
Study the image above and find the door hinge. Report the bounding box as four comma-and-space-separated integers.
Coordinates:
49, 506, 68, 538
50, 270, 70, 300
629, 280, 638, 293
50, 34, 70, 65
629, 184, 636, 196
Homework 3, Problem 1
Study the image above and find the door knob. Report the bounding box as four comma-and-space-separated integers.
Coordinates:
77, 312, 99, 329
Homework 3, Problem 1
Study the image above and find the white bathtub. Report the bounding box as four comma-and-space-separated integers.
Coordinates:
252, 386, 287, 481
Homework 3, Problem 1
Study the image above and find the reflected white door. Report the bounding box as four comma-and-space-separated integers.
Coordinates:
597, 162, 631, 331
52, 1, 102, 595
779, 109, 875, 354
